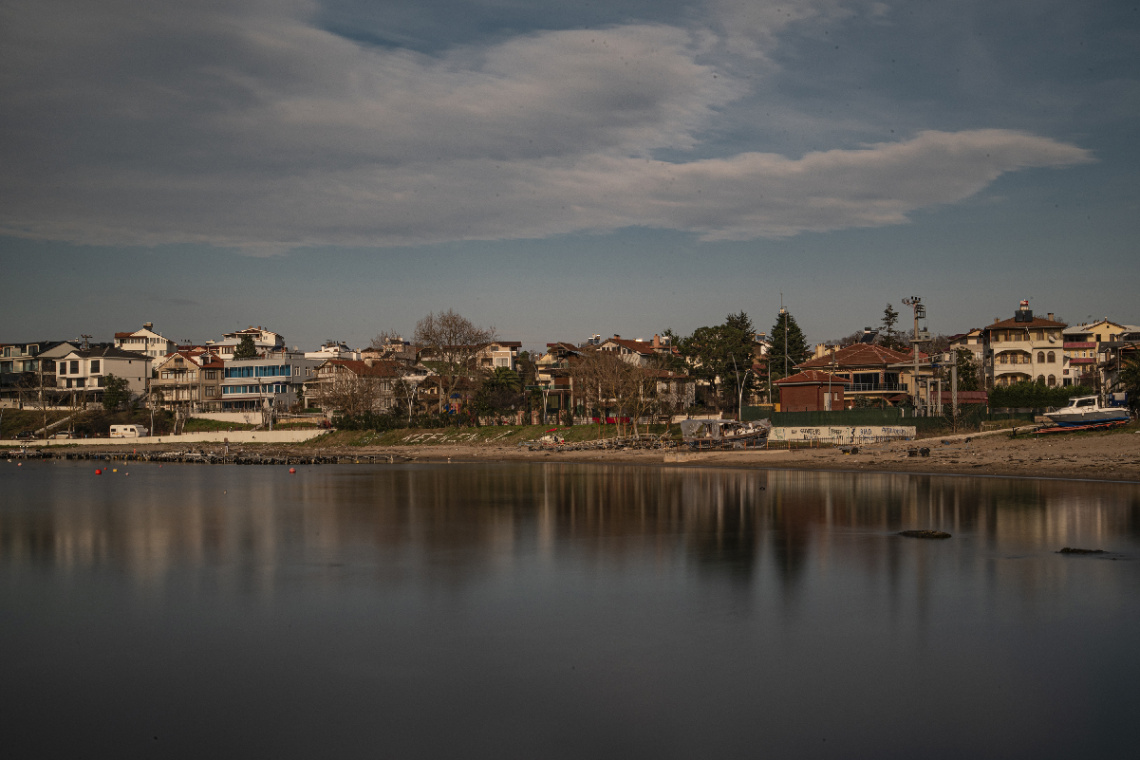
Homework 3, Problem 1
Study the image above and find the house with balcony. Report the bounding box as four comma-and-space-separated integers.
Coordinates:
114, 322, 177, 361
795, 343, 920, 407
220, 355, 320, 412
983, 301, 1066, 388
534, 342, 584, 417
475, 341, 522, 371
1061, 319, 1139, 387
151, 350, 225, 412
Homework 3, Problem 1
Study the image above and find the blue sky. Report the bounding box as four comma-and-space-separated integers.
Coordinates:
2, 0, 1137, 352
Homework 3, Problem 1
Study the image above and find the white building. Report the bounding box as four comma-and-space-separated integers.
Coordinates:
206, 326, 286, 359
114, 323, 177, 361
304, 341, 360, 361
55, 347, 152, 401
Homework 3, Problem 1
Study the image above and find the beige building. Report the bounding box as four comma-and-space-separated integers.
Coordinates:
983, 301, 1066, 387
151, 350, 225, 412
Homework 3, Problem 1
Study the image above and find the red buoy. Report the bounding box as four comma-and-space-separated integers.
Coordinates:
289, 467, 296, 474
95, 469, 102, 475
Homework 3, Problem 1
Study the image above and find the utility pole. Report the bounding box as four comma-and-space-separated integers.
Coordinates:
902, 296, 925, 414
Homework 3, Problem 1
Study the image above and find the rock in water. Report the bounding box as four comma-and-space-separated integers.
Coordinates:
898, 529, 951, 539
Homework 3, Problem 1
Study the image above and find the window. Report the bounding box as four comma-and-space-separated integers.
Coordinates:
90, 360, 100, 374
1048, 375, 1056, 386
1047, 351, 1055, 362
59, 362, 67, 375
206, 387, 216, 396
70, 360, 79, 374
1037, 352, 1044, 363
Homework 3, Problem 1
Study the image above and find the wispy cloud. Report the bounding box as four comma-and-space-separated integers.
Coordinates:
0, 1, 1093, 251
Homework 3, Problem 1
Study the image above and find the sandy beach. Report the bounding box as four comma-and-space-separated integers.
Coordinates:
13, 426, 1140, 482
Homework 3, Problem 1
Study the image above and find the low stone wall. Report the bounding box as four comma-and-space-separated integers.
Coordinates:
2, 429, 327, 447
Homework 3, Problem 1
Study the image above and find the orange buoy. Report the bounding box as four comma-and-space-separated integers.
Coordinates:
289, 467, 296, 474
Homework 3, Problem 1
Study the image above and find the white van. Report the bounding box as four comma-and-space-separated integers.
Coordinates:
109, 424, 148, 438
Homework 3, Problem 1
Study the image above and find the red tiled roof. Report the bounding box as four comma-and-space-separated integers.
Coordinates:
798, 343, 919, 370
326, 359, 401, 378
986, 315, 1066, 330
775, 370, 853, 385
601, 337, 656, 355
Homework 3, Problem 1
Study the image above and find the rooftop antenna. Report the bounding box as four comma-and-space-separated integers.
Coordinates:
80, 334, 92, 349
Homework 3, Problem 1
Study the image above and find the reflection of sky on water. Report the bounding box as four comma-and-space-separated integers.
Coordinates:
2, 460, 1139, 758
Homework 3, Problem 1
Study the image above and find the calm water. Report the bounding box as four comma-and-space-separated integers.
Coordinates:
2, 460, 1139, 759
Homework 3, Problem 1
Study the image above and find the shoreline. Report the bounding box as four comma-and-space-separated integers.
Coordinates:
7, 428, 1140, 482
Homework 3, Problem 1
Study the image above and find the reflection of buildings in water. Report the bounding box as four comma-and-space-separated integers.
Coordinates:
4, 463, 1139, 605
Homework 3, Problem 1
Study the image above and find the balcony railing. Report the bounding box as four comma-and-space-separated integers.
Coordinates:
848, 383, 904, 392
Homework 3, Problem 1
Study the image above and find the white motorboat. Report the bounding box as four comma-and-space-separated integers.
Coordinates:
1044, 396, 1131, 427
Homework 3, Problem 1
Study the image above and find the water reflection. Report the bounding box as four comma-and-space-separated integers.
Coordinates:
3, 461, 1138, 596
3, 460, 1139, 759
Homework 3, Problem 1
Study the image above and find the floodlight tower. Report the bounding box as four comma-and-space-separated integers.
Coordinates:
902, 297, 926, 412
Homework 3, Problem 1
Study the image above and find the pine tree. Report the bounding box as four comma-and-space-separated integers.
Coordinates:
233, 334, 258, 360
769, 309, 809, 382
880, 303, 905, 350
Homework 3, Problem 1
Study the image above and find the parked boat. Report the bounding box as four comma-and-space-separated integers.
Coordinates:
1043, 396, 1131, 427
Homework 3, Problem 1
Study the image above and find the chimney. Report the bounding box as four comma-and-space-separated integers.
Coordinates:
365, 358, 374, 367
143, 321, 153, 331
1047, 313, 1055, 321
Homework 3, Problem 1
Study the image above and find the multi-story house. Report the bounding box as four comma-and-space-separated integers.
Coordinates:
206, 326, 286, 359
1061, 319, 1140, 387
474, 341, 523, 371
983, 301, 1066, 388
113, 323, 177, 361
220, 355, 320, 412
151, 350, 225, 412
1, 341, 79, 403
55, 346, 151, 403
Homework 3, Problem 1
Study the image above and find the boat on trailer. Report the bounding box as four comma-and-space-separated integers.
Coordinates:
1043, 396, 1131, 428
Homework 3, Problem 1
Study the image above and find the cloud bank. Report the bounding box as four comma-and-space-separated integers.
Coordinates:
0, 1, 1093, 250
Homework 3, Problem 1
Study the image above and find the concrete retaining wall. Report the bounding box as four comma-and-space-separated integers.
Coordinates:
2, 429, 327, 447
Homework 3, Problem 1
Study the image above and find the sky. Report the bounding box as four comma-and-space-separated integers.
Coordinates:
2, 0, 1138, 353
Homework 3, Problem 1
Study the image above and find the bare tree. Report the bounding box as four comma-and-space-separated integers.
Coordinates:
413, 310, 496, 413
570, 348, 648, 438
315, 363, 384, 417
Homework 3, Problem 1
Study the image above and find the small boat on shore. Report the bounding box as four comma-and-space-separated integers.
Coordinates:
1044, 396, 1131, 427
